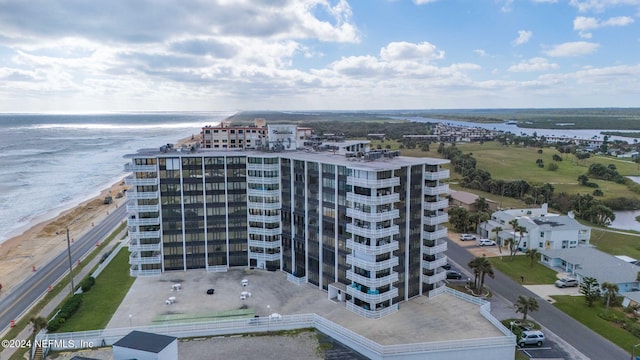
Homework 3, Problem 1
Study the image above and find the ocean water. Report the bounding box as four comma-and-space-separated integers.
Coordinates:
0, 112, 230, 243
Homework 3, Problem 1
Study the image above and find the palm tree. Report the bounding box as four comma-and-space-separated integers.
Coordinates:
29, 316, 47, 341
468, 257, 484, 291
601, 282, 619, 314
525, 248, 539, 267
504, 237, 515, 257
492, 226, 503, 253
514, 295, 539, 321
512, 226, 526, 258
477, 256, 494, 290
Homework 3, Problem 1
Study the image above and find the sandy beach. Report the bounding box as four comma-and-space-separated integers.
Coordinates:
0, 135, 199, 299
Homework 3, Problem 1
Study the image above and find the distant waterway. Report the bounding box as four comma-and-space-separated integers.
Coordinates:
400, 116, 640, 143
608, 176, 640, 231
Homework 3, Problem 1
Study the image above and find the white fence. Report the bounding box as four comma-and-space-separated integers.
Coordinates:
38, 288, 515, 360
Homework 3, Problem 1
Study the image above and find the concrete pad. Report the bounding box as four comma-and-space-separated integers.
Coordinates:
109, 268, 505, 346
524, 284, 581, 304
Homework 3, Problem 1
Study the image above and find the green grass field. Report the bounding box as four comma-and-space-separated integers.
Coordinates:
55, 247, 135, 332
551, 295, 638, 354
487, 255, 558, 285
590, 229, 640, 259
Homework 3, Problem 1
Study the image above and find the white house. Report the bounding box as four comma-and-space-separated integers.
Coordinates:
540, 247, 640, 293
480, 204, 590, 252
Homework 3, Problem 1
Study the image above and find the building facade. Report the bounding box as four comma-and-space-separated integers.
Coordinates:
125, 138, 450, 318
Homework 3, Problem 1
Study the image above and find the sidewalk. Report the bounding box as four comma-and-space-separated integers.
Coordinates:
0, 229, 126, 360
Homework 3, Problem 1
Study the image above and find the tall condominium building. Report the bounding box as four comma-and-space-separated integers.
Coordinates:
124, 126, 450, 318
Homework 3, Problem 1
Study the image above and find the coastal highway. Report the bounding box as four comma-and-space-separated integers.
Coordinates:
446, 240, 629, 360
0, 205, 127, 336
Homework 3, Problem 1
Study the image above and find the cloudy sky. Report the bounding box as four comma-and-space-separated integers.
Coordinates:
0, 0, 639, 113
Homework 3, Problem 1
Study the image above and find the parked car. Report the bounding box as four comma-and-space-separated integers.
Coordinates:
460, 234, 476, 241
446, 270, 462, 280
519, 330, 545, 347
206, 288, 215, 295
442, 263, 452, 270
477, 239, 496, 246
555, 278, 579, 288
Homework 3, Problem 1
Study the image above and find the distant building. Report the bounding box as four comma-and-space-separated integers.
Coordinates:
124, 132, 450, 319
200, 119, 313, 150
448, 190, 499, 212
480, 204, 590, 251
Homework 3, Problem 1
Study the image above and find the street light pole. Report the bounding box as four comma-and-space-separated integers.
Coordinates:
66, 227, 75, 296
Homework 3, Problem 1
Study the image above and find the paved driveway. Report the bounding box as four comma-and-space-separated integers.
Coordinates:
524, 284, 581, 303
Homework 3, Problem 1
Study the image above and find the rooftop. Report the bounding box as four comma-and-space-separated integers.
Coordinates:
542, 247, 640, 285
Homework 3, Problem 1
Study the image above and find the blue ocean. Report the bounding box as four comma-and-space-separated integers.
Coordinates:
0, 112, 230, 243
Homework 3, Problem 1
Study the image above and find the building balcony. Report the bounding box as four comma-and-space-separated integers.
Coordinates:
345, 301, 398, 319
128, 164, 157, 172
246, 176, 281, 184
248, 252, 281, 262
129, 230, 161, 240
423, 184, 449, 196
126, 191, 159, 200
346, 270, 398, 288
424, 199, 449, 211
247, 214, 281, 223
423, 271, 447, 284
247, 239, 282, 249
127, 217, 160, 227
248, 227, 282, 236
124, 176, 158, 186
424, 169, 450, 181
128, 242, 161, 252
346, 286, 398, 304
247, 201, 281, 211
347, 176, 400, 189
423, 213, 448, 226
423, 227, 447, 241
247, 162, 279, 171
346, 192, 400, 206
346, 208, 399, 223
346, 239, 399, 255
346, 254, 399, 272
129, 267, 161, 277
129, 254, 161, 265
422, 256, 448, 270
247, 188, 280, 198
423, 240, 447, 255
346, 224, 399, 239
126, 204, 159, 213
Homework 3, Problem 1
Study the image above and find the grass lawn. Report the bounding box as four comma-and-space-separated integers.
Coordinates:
551, 295, 638, 354
55, 247, 135, 332
487, 255, 558, 285
590, 229, 640, 259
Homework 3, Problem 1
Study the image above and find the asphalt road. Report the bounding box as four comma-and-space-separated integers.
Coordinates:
0, 205, 127, 335
446, 240, 630, 360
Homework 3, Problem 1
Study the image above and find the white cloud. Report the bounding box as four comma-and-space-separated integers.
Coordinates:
513, 30, 533, 45
413, 0, 439, 4
508, 57, 559, 72
544, 41, 600, 57
379, 41, 445, 62
569, 0, 640, 12
474, 49, 488, 57
574, 15, 634, 30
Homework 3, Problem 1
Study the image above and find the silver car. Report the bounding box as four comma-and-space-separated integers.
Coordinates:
519, 330, 545, 347
555, 278, 579, 288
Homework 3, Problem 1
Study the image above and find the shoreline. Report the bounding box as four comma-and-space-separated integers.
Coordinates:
0, 134, 199, 298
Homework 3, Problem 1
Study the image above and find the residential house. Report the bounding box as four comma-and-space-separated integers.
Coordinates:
540, 247, 640, 293
480, 204, 590, 251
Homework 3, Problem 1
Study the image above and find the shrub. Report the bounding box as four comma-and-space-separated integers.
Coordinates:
547, 163, 559, 171
80, 276, 95, 292
593, 189, 604, 196
48, 294, 83, 331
